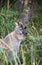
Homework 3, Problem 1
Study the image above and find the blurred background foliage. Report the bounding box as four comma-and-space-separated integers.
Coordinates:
0, 0, 42, 65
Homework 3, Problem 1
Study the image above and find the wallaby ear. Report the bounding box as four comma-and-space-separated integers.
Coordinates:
18, 22, 23, 25
15, 22, 18, 26
18, 22, 23, 28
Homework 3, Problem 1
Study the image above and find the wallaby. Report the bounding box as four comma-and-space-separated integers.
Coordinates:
2, 22, 27, 61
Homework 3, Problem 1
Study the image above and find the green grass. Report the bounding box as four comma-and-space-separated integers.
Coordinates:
0, 8, 19, 38
0, 6, 42, 65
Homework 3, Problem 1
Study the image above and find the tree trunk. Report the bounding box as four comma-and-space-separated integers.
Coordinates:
7, 0, 10, 9
19, 0, 34, 24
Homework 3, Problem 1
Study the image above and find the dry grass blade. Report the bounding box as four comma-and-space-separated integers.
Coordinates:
0, 39, 11, 50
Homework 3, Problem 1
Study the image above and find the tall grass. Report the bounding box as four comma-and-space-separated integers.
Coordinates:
0, 7, 42, 65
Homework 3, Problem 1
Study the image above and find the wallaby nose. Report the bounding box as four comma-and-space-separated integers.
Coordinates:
23, 31, 27, 36
25, 32, 27, 36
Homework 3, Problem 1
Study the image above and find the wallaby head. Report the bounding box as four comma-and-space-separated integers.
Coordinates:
3, 22, 27, 61
15, 22, 27, 39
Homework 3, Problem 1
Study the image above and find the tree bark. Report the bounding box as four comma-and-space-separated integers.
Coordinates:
7, 0, 10, 9
19, 0, 34, 24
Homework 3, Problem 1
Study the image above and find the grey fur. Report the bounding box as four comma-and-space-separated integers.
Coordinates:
3, 22, 26, 61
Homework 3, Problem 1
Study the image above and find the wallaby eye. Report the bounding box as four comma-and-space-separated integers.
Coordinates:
24, 26, 27, 29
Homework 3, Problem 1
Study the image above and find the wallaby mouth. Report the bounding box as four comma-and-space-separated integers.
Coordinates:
22, 30, 27, 36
